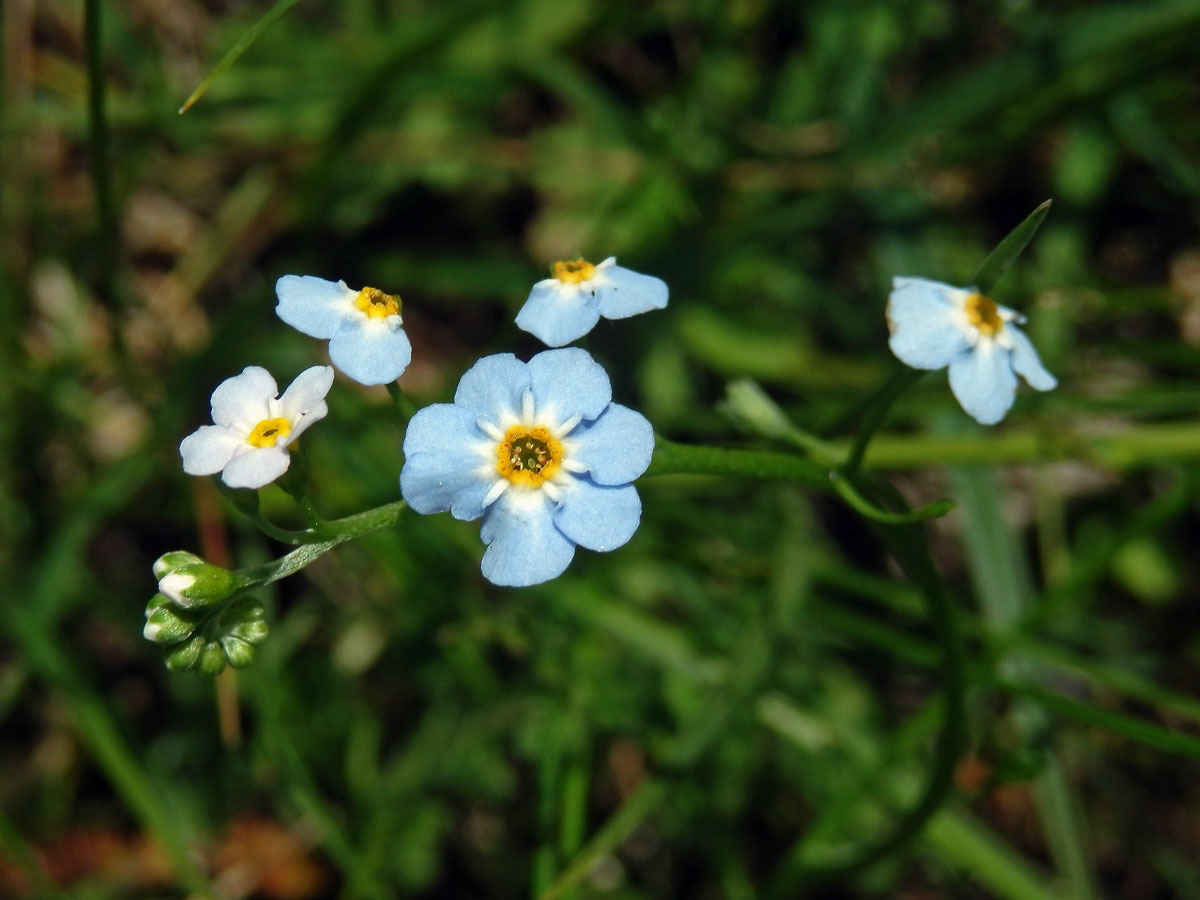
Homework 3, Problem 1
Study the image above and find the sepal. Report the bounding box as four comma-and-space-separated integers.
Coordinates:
152, 550, 204, 579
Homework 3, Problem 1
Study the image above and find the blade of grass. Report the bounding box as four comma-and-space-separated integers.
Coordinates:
971, 200, 1052, 294
178, 0, 303, 113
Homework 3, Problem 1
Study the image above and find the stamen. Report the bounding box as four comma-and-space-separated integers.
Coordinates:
551, 258, 596, 284
965, 292, 1003, 337
247, 417, 292, 448
354, 286, 402, 319
496, 425, 564, 488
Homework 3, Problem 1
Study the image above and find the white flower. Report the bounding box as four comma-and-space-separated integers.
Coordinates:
179, 365, 334, 488
887, 277, 1057, 424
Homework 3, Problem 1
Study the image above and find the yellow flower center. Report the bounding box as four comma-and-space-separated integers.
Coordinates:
247, 417, 292, 448
551, 258, 596, 284
496, 426, 563, 488
965, 292, 1003, 337
354, 286, 401, 319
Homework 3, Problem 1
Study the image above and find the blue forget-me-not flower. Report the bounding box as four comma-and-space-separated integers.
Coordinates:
275, 275, 412, 385
399, 348, 654, 586
887, 277, 1057, 425
515, 257, 668, 347
180, 365, 333, 488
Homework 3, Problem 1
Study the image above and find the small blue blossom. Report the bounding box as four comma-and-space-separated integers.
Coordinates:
179, 365, 333, 488
400, 348, 654, 586
515, 257, 668, 347
275, 275, 412, 385
887, 277, 1057, 425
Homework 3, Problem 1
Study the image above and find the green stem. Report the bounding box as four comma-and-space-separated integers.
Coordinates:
84, 0, 117, 307
386, 381, 418, 422
646, 438, 829, 486
768, 508, 968, 892
841, 368, 925, 477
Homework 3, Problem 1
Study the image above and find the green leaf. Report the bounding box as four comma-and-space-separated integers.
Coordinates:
178, 0, 303, 113
970, 200, 1053, 295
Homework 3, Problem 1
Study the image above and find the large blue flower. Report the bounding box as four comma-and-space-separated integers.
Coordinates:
275, 275, 412, 385
399, 348, 654, 586
887, 277, 1057, 425
515, 257, 668, 347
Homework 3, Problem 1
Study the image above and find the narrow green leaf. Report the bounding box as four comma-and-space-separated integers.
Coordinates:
179, 0, 303, 113
970, 199, 1053, 294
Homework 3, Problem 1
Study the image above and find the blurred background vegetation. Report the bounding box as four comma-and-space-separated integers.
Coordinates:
4, 0, 1200, 897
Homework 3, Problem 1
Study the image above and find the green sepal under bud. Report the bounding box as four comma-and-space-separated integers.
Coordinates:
143, 605, 200, 644
199, 641, 228, 676
158, 562, 239, 609
152, 550, 204, 579
165, 635, 206, 671
220, 636, 256, 668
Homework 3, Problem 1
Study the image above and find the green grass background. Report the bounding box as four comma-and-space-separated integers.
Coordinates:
3, 0, 1200, 897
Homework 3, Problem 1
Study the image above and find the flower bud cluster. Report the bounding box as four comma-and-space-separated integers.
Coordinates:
144, 552, 268, 675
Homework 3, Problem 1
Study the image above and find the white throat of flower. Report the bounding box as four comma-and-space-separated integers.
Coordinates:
476, 388, 589, 508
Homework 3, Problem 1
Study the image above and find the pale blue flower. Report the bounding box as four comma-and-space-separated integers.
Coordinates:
515, 257, 668, 347
180, 365, 333, 488
400, 348, 654, 586
275, 275, 412, 385
887, 277, 1057, 425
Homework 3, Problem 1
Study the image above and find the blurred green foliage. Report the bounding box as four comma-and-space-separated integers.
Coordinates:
4, 0, 1200, 897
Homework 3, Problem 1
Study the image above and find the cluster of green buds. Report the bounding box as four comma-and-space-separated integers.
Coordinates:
145, 551, 269, 674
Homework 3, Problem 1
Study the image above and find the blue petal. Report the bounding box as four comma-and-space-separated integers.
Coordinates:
400, 404, 494, 520
328, 318, 412, 385
887, 277, 971, 371
479, 491, 576, 586
948, 342, 1018, 425
275, 275, 352, 339
553, 478, 641, 552
595, 265, 668, 319
568, 403, 654, 485
1006, 325, 1057, 391
454, 354, 531, 423
527, 348, 612, 425
515, 282, 601, 347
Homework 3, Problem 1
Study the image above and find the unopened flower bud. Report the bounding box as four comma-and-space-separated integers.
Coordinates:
220, 636, 256, 668
152, 550, 204, 579
199, 641, 228, 676
143, 605, 198, 644
158, 562, 239, 609
720, 379, 793, 438
165, 635, 206, 671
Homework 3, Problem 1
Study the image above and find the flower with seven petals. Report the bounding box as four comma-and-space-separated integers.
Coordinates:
275, 275, 412, 385
515, 257, 668, 347
180, 365, 334, 488
400, 348, 654, 586
886, 277, 1057, 425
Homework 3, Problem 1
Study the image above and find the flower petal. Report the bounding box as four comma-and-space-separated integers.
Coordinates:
887, 277, 972, 371
566, 403, 654, 485
948, 342, 1018, 425
210, 367, 276, 430
479, 490, 576, 586
594, 265, 668, 319
400, 404, 494, 520
1006, 325, 1057, 391
454, 354, 531, 424
275, 366, 334, 436
553, 478, 641, 552
275, 275, 353, 339
527, 347, 612, 426
328, 318, 412, 385
220, 446, 291, 489
515, 282, 601, 347
180, 426, 243, 475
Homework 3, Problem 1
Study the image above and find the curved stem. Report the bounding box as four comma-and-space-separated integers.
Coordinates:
768, 506, 968, 893
841, 367, 924, 478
